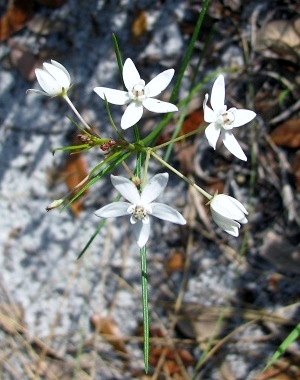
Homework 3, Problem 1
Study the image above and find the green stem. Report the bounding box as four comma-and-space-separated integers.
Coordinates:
150, 151, 212, 201
140, 246, 149, 373
112, 33, 124, 82
141, 149, 151, 188
153, 124, 205, 151
63, 95, 92, 131
169, 0, 211, 104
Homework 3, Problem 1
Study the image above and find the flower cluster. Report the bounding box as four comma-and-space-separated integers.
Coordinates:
28, 58, 256, 247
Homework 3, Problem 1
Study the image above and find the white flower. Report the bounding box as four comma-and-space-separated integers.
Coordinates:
27, 60, 71, 97
94, 58, 178, 130
203, 75, 256, 161
210, 194, 248, 237
95, 173, 186, 248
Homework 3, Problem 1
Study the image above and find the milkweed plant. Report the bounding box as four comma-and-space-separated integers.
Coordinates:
26, 3, 258, 372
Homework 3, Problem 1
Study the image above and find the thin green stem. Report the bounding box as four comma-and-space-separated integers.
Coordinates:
63, 95, 92, 131
169, 0, 211, 104
150, 151, 212, 201
153, 124, 205, 151
103, 96, 124, 138
141, 149, 151, 188
112, 33, 124, 83
140, 246, 149, 373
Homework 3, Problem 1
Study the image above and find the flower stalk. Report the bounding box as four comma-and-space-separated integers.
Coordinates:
150, 150, 213, 201
63, 95, 92, 132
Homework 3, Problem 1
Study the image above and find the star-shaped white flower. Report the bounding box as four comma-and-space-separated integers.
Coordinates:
27, 60, 71, 97
210, 194, 248, 237
203, 75, 256, 161
94, 58, 178, 130
95, 173, 186, 248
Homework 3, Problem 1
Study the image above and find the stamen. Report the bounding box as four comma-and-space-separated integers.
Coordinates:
133, 205, 147, 221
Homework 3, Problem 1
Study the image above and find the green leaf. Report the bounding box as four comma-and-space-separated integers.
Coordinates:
112, 33, 124, 80
52, 144, 90, 155
61, 150, 132, 211
169, 0, 211, 105
77, 218, 106, 260
76, 194, 122, 260
264, 322, 300, 370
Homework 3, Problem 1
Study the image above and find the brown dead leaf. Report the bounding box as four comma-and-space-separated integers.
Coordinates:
180, 109, 204, 136
270, 119, 300, 148
131, 8, 148, 41
0, 0, 34, 40
255, 17, 300, 61
292, 150, 300, 191
7, 42, 38, 80
63, 153, 89, 216
260, 230, 300, 274
90, 314, 127, 353
0, 302, 25, 335
166, 251, 185, 273
147, 326, 194, 376
254, 358, 300, 380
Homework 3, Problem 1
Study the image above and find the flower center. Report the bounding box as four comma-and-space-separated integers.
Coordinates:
129, 80, 148, 102
132, 205, 147, 221
217, 109, 235, 130
222, 111, 235, 125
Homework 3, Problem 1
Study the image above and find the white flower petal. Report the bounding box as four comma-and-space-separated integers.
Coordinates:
145, 69, 175, 97
94, 87, 129, 105
230, 109, 256, 128
141, 173, 169, 205
223, 195, 248, 220
211, 210, 240, 236
151, 203, 186, 225
123, 58, 141, 91
51, 60, 71, 84
121, 102, 144, 129
205, 122, 221, 149
111, 175, 140, 204
35, 69, 62, 96
210, 75, 225, 114
203, 94, 217, 123
26, 89, 51, 96
43, 62, 70, 89
210, 194, 248, 222
95, 202, 131, 218
142, 98, 178, 113
133, 221, 151, 248
221, 130, 247, 161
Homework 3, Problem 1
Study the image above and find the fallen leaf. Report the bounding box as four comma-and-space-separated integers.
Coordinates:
255, 17, 300, 61
0, 0, 34, 40
166, 251, 185, 273
292, 150, 300, 191
146, 326, 194, 376
7, 41, 38, 80
270, 119, 300, 148
131, 8, 148, 42
63, 152, 89, 217
90, 314, 127, 353
254, 359, 300, 380
0, 302, 25, 335
180, 109, 204, 136
260, 230, 300, 274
